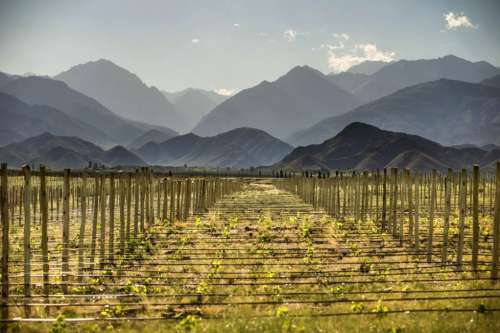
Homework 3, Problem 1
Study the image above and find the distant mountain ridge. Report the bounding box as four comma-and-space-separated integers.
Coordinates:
135, 127, 293, 168
279, 122, 500, 171
289, 78, 500, 147
0, 75, 178, 146
351, 55, 500, 102
193, 65, 360, 139
0, 132, 146, 169
162, 88, 228, 131
55, 59, 189, 132
0, 92, 112, 146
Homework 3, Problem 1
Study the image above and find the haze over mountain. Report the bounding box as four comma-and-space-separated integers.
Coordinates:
346, 61, 390, 75
193, 65, 360, 139
279, 122, 500, 171
162, 88, 228, 131
327, 72, 370, 95
0, 92, 112, 146
0, 75, 178, 146
127, 129, 177, 150
481, 74, 500, 89
351, 55, 500, 102
0, 132, 146, 170
135, 127, 293, 168
55, 59, 189, 132
289, 79, 500, 147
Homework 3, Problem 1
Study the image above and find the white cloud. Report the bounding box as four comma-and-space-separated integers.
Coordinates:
327, 43, 396, 73
215, 88, 236, 96
444, 12, 477, 30
191, 38, 200, 44
333, 33, 350, 41
283, 29, 304, 42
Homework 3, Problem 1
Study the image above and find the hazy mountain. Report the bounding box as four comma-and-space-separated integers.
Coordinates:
0, 132, 146, 169
289, 79, 500, 147
0, 76, 177, 146
193, 65, 360, 139
0, 92, 112, 146
127, 129, 177, 150
163, 88, 227, 105
162, 88, 228, 131
481, 74, 500, 89
279, 122, 499, 171
0, 72, 17, 88
481, 144, 500, 152
352, 55, 500, 102
135, 127, 293, 168
327, 72, 370, 96
55, 59, 188, 132
347, 61, 390, 75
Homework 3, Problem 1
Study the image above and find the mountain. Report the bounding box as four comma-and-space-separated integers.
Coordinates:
55, 59, 188, 132
135, 127, 293, 168
163, 88, 227, 105
0, 72, 17, 88
0, 92, 113, 146
0, 132, 146, 169
162, 88, 228, 131
347, 61, 390, 75
0, 76, 178, 146
481, 74, 500, 89
127, 129, 177, 150
288, 79, 500, 147
352, 55, 500, 102
327, 72, 370, 95
192, 65, 360, 139
278, 122, 500, 171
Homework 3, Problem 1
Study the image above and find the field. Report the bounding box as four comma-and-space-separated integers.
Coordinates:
0, 164, 499, 332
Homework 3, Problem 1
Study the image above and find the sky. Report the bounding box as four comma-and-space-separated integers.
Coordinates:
1, 0, 499, 92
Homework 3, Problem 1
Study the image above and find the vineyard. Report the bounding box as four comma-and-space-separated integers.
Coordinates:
0, 163, 499, 332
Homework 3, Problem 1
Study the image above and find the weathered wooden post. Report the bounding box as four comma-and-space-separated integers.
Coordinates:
90, 176, 99, 271
77, 173, 87, 282
62, 169, 70, 294
1, 164, 9, 326
109, 173, 115, 264
472, 165, 479, 271
492, 162, 500, 280
427, 169, 437, 263
39, 165, 50, 305
22, 165, 32, 316
99, 175, 106, 270
442, 169, 452, 265
457, 168, 467, 270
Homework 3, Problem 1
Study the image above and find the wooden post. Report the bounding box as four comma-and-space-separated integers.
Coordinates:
391, 168, 398, 238
427, 169, 437, 263
457, 168, 467, 270
119, 175, 125, 256
22, 165, 31, 316
126, 173, 132, 243
169, 179, 175, 223
39, 166, 49, 306
90, 176, 99, 271
492, 162, 500, 280
99, 175, 106, 270
442, 169, 452, 265
134, 170, 139, 238
382, 168, 387, 230
472, 165, 479, 271
61, 169, 70, 294
109, 174, 115, 264
77, 174, 87, 282
414, 172, 420, 252
1, 164, 10, 325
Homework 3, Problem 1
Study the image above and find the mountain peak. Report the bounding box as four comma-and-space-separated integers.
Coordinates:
284, 65, 324, 78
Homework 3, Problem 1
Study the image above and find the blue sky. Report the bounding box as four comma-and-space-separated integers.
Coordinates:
1, 0, 499, 92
